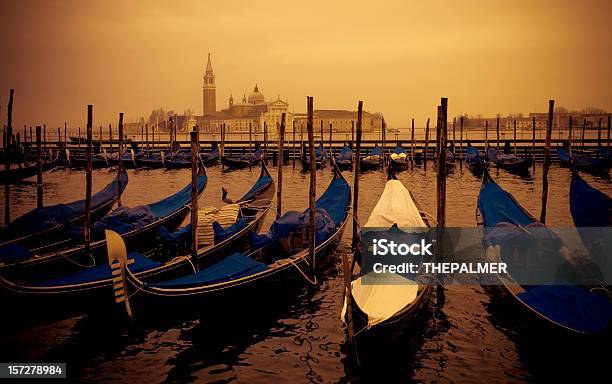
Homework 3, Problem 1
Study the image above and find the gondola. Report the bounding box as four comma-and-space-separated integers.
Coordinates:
301, 143, 328, 171
136, 151, 167, 168
557, 148, 609, 174
164, 154, 192, 169
107, 147, 140, 169
342, 170, 434, 343
360, 144, 382, 171
477, 168, 612, 334
436, 148, 456, 173
569, 169, 612, 261
69, 136, 131, 144
0, 164, 276, 299
466, 144, 485, 174
389, 143, 408, 171
569, 170, 612, 228
0, 169, 128, 254
335, 144, 354, 171
0, 167, 207, 277
104, 161, 349, 312
0, 154, 60, 183
65, 150, 111, 169
200, 146, 220, 166
486, 148, 532, 174
221, 147, 263, 169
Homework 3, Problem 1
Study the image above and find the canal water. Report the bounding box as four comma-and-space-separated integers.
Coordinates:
0, 162, 610, 383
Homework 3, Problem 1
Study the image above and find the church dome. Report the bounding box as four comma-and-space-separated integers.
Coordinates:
247, 84, 265, 104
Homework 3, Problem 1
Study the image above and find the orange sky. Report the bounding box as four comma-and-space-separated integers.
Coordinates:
1, 0, 611, 129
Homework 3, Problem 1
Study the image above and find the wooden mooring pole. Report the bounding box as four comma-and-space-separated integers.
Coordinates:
424, 118, 430, 170
452, 118, 456, 154
459, 117, 463, 170
353, 101, 363, 244
513, 120, 517, 154
496, 116, 500, 151
307, 96, 316, 272
540, 100, 554, 224
606, 114, 612, 154
410, 118, 415, 169
436, 98, 448, 307
36, 126, 43, 208
532, 117, 536, 171
437, 99, 448, 227
277, 113, 286, 217
581, 118, 586, 150
568, 116, 573, 157
190, 129, 200, 272
4, 89, 14, 225
263, 122, 268, 165
84, 105, 93, 256
485, 120, 489, 154
597, 118, 602, 150
381, 117, 387, 169
292, 120, 296, 169
118, 113, 124, 206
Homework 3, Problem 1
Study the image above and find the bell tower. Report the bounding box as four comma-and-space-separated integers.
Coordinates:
203, 53, 216, 116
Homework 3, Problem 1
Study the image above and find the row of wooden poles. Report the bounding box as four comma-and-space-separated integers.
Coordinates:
2, 90, 561, 333
8, 108, 611, 162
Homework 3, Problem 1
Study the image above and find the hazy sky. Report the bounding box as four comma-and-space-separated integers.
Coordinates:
1, 0, 611, 129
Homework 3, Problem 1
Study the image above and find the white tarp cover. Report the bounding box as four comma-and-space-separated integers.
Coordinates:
342, 179, 427, 329
343, 272, 419, 329
364, 179, 427, 230
390, 152, 407, 160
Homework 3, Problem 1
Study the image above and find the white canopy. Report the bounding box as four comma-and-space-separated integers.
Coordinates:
343, 179, 428, 329
364, 179, 427, 230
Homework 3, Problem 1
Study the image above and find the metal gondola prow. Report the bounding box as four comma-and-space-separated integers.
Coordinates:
105, 229, 134, 321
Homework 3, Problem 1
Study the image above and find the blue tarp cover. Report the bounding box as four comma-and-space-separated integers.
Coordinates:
394, 145, 406, 154
517, 285, 612, 333
6, 170, 128, 236
0, 243, 33, 263
570, 172, 612, 227
159, 224, 192, 243
203, 147, 219, 160
148, 176, 207, 218
152, 252, 268, 287
371, 146, 382, 156
478, 178, 533, 228
267, 208, 335, 245
337, 146, 353, 161
239, 174, 272, 202
466, 145, 482, 163
213, 218, 248, 243
250, 174, 349, 249
92, 205, 156, 236
239, 148, 262, 161
316, 176, 350, 225
315, 143, 327, 159
30, 252, 161, 287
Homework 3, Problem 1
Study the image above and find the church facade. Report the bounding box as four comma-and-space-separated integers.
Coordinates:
196, 55, 291, 134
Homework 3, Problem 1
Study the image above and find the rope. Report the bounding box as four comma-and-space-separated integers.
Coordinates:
61, 250, 96, 268
171, 255, 197, 274
286, 256, 318, 285
419, 210, 438, 225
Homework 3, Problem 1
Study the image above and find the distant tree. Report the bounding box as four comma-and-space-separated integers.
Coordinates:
555, 106, 569, 114
148, 108, 166, 124
580, 106, 607, 115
